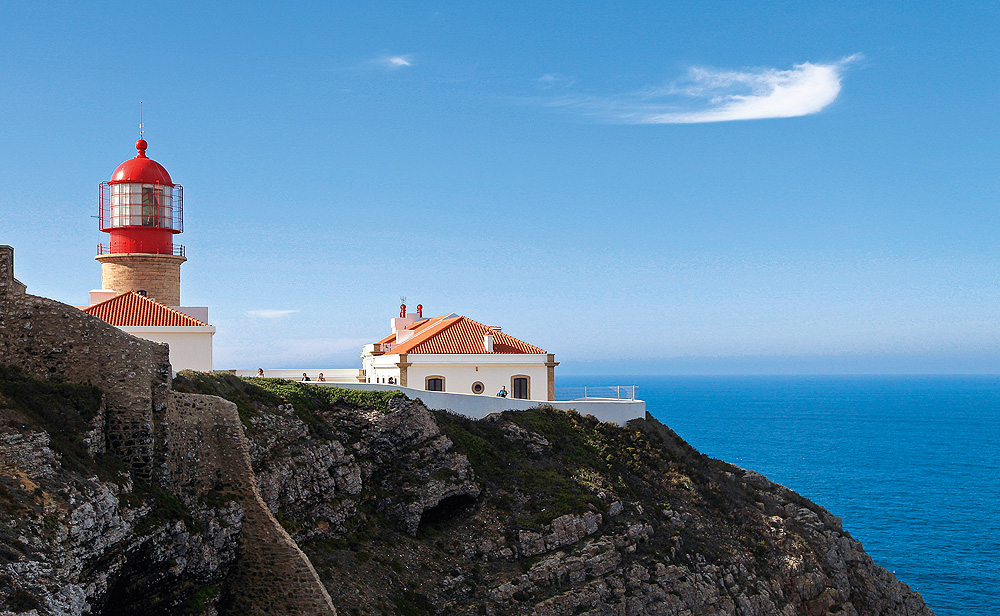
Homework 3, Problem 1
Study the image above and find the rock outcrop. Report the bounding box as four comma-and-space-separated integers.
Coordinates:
171, 373, 935, 616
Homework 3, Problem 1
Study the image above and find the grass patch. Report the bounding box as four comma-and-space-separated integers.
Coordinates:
0, 364, 120, 480
184, 585, 220, 615
393, 589, 435, 616
134, 484, 193, 534
173, 372, 403, 436
434, 408, 607, 527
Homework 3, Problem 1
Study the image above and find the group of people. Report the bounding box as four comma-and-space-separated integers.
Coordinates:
256, 368, 510, 397
256, 369, 327, 381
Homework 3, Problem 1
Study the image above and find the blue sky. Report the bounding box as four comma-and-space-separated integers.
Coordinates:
2, 1, 998, 373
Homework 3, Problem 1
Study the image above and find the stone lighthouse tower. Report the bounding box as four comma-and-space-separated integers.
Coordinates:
96, 139, 185, 305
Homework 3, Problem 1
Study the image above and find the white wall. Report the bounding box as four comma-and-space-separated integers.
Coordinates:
318, 382, 646, 426
363, 353, 550, 400
408, 363, 547, 399
121, 326, 214, 372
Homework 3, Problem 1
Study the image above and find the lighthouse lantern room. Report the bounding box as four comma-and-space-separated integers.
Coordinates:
95, 139, 186, 306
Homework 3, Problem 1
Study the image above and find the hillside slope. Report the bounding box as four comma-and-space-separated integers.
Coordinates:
173, 373, 935, 616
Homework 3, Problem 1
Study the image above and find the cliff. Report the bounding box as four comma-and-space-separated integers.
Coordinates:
172, 373, 935, 616
1, 245, 335, 616
0, 245, 935, 615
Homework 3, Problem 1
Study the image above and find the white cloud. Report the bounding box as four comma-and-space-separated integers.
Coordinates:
375, 54, 414, 69
545, 55, 860, 124
246, 309, 299, 319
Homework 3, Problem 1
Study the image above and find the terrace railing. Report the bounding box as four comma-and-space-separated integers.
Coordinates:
554, 385, 636, 401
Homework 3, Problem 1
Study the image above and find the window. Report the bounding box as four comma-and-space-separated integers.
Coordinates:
426, 377, 444, 391
512, 376, 529, 399
109, 183, 173, 229
471, 381, 485, 394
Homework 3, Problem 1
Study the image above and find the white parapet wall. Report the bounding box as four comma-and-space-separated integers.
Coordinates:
318, 382, 646, 426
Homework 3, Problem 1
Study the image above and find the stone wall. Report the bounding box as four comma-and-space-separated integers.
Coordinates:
96, 252, 185, 306
1, 258, 171, 479
163, 392, 337, 615
1, 247, 337, 614
0, 245, 26, 297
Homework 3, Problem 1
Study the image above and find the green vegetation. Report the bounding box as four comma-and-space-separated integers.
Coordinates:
433, 407, 654, 527
393, 589, 435, 616
172, 371, 283, 425
184, 585, 220, 615
0, 365, 198, 536
134, 484, 193, 534
0, 364, 113, 478
173, 371, 403, 435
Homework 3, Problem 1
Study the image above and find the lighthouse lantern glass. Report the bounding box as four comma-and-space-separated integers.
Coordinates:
109, 182, 175, 229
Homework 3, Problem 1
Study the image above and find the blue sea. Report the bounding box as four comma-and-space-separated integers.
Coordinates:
559, 375, 1000, 616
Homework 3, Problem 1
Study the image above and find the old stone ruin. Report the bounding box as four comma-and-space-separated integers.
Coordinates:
0, 245, 337, 615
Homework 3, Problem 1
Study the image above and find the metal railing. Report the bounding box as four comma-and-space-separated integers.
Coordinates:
98, 243, 185, 257
554, 386, 636, 401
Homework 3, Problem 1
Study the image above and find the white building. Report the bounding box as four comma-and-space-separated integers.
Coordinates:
361, 307, 558, 401
82, 290, 215, 372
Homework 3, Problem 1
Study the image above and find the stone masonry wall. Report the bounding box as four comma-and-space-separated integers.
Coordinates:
0, 246, 12, 296
96, 253, 184, 306
1, 257, 171, 479
163, 392, 338, 615
0, 245, 25, 297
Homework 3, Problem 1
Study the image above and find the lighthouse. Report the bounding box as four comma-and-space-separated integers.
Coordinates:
95, 139, 185, 305
81, 138, 215, 372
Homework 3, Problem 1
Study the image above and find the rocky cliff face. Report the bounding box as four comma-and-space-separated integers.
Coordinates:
1, 247, 335, 616
170, 373, 935, 616
0, 362, 937, 616
0, 365, 242, 616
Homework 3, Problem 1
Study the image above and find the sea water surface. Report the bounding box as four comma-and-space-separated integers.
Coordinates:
558, 375, 1000, 616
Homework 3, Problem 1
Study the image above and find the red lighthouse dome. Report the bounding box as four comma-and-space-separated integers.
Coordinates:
98, 139, 184, 256
109, 139, 173, 185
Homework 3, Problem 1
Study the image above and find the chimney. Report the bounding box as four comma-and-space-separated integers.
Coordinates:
484, 330, 494, 353
416, 304, 423, 318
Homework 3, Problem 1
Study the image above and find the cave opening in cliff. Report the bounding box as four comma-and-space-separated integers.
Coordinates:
98, 546, 184, 616
419, 493, 477, 531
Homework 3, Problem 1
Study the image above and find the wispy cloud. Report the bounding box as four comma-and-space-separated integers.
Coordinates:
214, 336, 371, 367
537, 73, 577, 90
543, 55, 860, 124
374, 54, 415, 69
246, 309, 299, 320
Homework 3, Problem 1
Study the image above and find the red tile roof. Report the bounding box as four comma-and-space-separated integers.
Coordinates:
82, 291, 209, 327
377, 315, 545, 355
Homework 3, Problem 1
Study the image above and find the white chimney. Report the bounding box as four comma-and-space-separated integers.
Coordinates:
484, 331, 494, 353
88, 289, 117, 306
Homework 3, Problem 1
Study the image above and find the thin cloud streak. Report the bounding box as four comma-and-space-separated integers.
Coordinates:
374, 54, 415, 69
246, 309, 299, 319
544, 55, 861, 124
